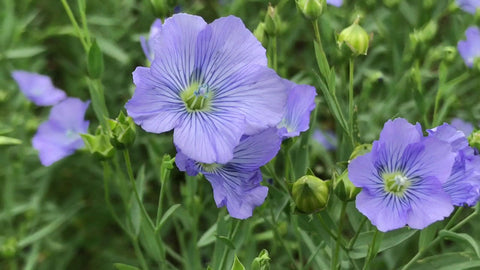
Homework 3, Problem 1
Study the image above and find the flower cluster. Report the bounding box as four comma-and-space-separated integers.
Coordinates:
348, 118, 480, 232
12, 71, 89, 166
126, 14, 316, 219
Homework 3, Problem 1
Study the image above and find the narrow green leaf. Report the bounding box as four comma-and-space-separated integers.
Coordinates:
439, 230, 480, 257
96, 36, 129, 64
418, 223, 438, 251
351, 228, 417, 259
158, 204, 181, 229
0, 136, 22, 145
4, 47, 46, 59
216, 235, 236, 250
198, 223, 218, 247
87, 40, 104, 79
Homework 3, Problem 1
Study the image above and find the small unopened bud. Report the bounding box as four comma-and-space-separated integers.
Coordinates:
338, 17, 370, 56
296, 0, 325, 20
81, 126, 115, 160
333, 170, 361, 201
251, 249, 270, 270
108, 111, 136, 149
254, 22, 267, 47
264, 4, 279, 36
349, 143, 372, 161
292, 175, 330, 214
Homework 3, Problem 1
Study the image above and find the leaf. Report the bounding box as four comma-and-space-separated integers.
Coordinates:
158, 204, 181, 229
96, 36, 129, 65
439, 230, 480, 257
0, 136, 22, 145
230, 256, 246, 270
409, 252, 476, 270
129, 165, 145, 236
418, 223, 438, 251
87, 40, 104, 79
113, 263, 141, 270
216, 235, 236, 250
350, 228, 417, 259
4, 47, 46, 59
197, 223, 218, 247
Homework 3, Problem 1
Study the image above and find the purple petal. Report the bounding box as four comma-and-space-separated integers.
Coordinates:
406, 177, 454, 229
313, 129, 337, 150
278, 83, 317, 138
443, 153, 480, 206
141, 19, 163, 61
173, 111, 246, 164
378, 118, 423, 159
458, 26, 480, 68
204, 169, 268, 219
457, 0, 480, 14
175, 151, 200, 176
355, 191, 409, 232
348, 151, 383, 191
427, 123, 469, 152
228, 128, 282, 171
125, 67, 185, 133
327, 0, 343, 7
451, 118, 474, 137
32, 98, 90, 166
11, 71, 66, 106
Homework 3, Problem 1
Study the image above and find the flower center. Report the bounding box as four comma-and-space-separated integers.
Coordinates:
181, 82, 212, 112
383, 172, 411, 195
199, 162, 222, 173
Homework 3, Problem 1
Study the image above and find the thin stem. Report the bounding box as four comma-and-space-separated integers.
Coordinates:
132, 238, 150, 270
362, 229, 380, 270
218, 220, 241, 270
315, 214, 349, 252
445, 207, 463, 230
155, 169, 170, 227
348, 217, 368, 250
348, 58, 356, 146
60, 0, 88, 51
332, 202, 348, 270
102, 161, 128, 233
312, 19, 323, 51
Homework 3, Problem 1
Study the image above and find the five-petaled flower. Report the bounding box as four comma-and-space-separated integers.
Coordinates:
11, 71, 67, 106
348, 118, 456, 232
126, 13, 288, 164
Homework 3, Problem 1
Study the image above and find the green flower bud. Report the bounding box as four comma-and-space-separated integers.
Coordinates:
264, 4, 279, 36
338, 18, 370, 56
108, 111, 136, 149
468, 130, 480, 150
251, 249, 270, 270
81, 126, 115, 160
296, 0, 325, 20
409, 20, 438, 46
1, 237, 17, 258
349, 143, 372, 161
333, 170, 361, 202
292, 175, 330, 214
254, 22, 267, 47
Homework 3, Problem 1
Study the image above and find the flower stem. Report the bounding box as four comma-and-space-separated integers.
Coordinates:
332, 202, 348, 269
348, 216, 367, 250
348, 58, 356, 146
218, 219, 241, 270
60, 0, 89, 51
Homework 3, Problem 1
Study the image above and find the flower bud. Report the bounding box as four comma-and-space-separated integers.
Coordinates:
338, 18, 370, 56
251, 249, 270, 270
81, 126, 115, 160
296, 0, 325, 20
349, 143, 372, 161
292, 175, 330, 214
333, 170, 360, 201
254, 22, 267, 47
108, 111, 136, 149
264, 4, 279, 36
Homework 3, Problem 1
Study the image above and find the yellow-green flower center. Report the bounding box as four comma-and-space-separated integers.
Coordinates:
383, 172, 410, 196
199, 162, 222, 173
181, 82, 212, 112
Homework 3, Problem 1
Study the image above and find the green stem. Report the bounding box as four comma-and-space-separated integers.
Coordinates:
332, 202, 348, 269
348, 58, 356, 146
102, 161, 128, 233
60, 0, 88, 51
155, 169, 170, 227
315, 214, 348, 252
218, 220, 241, 270
132, 238, 150, 270
348, 217, 367, 250
362, 229, 380, 270
445, 207, 463, 230
312, 19, 323, 52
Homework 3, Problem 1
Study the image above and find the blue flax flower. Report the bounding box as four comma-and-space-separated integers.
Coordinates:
451, 118, 474, 137
140, 19, 162, 62
327, 0, 343, 7
126, 14, 288, 164
457, 0, 480, 14
32, 98, 90, 166
348, 118, 456, 232
175, 128, 282, 219
11, 71, 66, 106
458, 26, 480, 68
277, 82, 316, 138
428, 123, 480, 206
